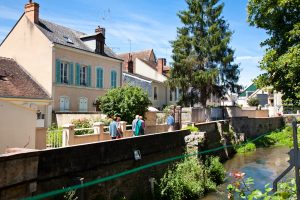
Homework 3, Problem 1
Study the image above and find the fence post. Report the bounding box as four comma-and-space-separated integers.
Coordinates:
93, 122, 104, 141
176, 106, 182, 130
62, 123, 75, 147
120, 121, 127, 133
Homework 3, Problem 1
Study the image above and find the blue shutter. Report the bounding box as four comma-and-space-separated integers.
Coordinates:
99, 68, 103, 88
87, 65, 92, 87
69, 62, 74, 85
110, 71, 114, 88
76, 63, 80, 86
96, 68, 102, 88
55, 59, 61, 83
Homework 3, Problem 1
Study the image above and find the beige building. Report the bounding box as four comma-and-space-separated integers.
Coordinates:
0, 2, 123, 125
0, 57, 51, 153
118, 49, 179, 109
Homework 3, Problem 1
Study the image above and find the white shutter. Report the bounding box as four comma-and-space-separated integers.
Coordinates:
60, 97, 65, 111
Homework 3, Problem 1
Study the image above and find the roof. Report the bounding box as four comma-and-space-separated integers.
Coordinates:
123, 72, 163, 84
0, 57, 49, 99
118, 49, 153, 62
36, 19, 120, 60
239, 83, 258, 97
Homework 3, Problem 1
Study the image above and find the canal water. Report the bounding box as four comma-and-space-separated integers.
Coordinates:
202, 146, 292, 199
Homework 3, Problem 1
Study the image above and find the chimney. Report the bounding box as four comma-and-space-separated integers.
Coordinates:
127, 54, 134, 73
25, 0, 39, 24
157, 58, 166, 74
95, 26, 105, 55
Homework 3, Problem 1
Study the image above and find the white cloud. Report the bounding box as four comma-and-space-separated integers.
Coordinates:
236, 56, 262, 62
0, 5, 19, 20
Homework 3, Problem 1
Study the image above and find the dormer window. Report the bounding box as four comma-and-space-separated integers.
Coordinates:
63, 35, 74, 44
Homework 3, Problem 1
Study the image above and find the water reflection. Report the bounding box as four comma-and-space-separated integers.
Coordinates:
202, 146, 291, 200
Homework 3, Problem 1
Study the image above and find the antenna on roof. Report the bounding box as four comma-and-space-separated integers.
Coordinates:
29, 0, 33, 3
99, 8, 111, 22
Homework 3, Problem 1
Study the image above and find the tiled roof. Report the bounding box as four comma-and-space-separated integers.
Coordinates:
36, 19, 120, 60
118, 49, 153, 62
123, 72, 162, 84
0, 57, 49, 99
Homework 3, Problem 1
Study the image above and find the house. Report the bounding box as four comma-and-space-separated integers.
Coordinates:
118, 49, 178, 109
0, 57, 51, 153
0, 1, 123, 125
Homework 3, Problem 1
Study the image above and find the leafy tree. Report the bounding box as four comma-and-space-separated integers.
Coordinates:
248, 0, 300, 105
247, 97, 259, 106
98, 86, 151, 123
168, 0, 241, 107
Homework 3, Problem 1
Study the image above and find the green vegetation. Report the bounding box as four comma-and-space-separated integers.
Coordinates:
72, 118, 94, 135
227, 174, 296, 199
182, 125, 199, 133
235, 126, 300, 154
159, 156, 225, 200
47, 123, 63, 147
247, 97, 259, 107
248, 0, 300, 105
98, 86, 151, 123
235, 142, 256, 153
168, 0, 240, 107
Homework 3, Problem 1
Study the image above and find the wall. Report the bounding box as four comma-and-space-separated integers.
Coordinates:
0, 130, 189, 199
56, 113, 106, 127
151, 81, 167, 109
35, 128, 46, 149
225, 106, 269, 118
230, 117, 284, 138
0, 100, 36, 153
0, 15, 53, 95
53, 46, 122, 112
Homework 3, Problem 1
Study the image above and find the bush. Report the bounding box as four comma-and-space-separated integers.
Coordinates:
247, 97, 259, 106
159, 156, 224, 200
98, 86, 151, 123
72, 118, 94, 135
235, 142, 256, 153
182, 125, 199, 133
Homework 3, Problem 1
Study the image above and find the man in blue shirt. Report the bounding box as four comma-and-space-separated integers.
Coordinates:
109, 116, 118, 139
167, 113, 175, 132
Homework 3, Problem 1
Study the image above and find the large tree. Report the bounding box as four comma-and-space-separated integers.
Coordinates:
248, 0, 300, 105
168, 0, 240, 107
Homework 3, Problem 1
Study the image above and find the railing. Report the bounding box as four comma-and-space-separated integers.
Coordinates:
46, 129, 63, 148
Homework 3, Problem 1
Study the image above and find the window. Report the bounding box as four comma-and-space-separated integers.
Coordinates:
169, 90, 173, 101
60, 62, 69, 84
111, 70, 117, 88
63, 35, 74, 44
79, 97, 88, 111
59, 96, 70, 111
80, 65, 88, 86
96, 67, 103, 88
154, 87, 158, 100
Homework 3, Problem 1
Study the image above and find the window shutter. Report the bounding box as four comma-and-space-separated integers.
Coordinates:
76, 63, 80, 86
87, 65, 92, 87
96, 68, 100, 88
99, 68, 103, 88
55, 59, 61, 83
110, 71, 114, 88
69, 63, 74, 85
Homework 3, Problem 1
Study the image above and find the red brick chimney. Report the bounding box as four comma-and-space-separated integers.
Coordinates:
25, 0, 39, 24
157, 58, 166, 74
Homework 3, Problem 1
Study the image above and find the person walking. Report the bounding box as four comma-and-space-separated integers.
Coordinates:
134, 117, 142, 136
132, 115, 139, 136
139, 115, 145, 135
109, 116, 118, 139
167, 113, 175, 132
116, 116, 123, 138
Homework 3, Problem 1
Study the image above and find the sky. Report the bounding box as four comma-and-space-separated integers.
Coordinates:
0, 0, 267, 87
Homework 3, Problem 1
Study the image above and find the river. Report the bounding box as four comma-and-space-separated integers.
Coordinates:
202, 146, 292, 199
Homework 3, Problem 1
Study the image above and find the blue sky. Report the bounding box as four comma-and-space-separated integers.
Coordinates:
0, 0, 267, 87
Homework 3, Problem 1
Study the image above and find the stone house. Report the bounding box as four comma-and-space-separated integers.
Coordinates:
0, 57, 51, 153
118, 49, 178, 109
0, 1, 123, 125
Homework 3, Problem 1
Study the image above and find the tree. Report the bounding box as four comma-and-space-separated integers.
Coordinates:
248, 0, 300, 105
168, 0, 241, 107
247, 97, 259, 107
98, 86, 151, 123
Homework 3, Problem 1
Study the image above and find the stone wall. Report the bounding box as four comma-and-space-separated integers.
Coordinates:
0, 130, 189, 200
230, 117, 284, 138
225, 106, 269, 118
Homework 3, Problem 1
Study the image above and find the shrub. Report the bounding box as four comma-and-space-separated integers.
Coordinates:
205, 157, 226, 185
98, 86, 151, 123
72, 118, 93, 135
247, 97, 259, 106
235, 142, 256, 153
182, 125, 199, 133
159, 156, 223, 200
